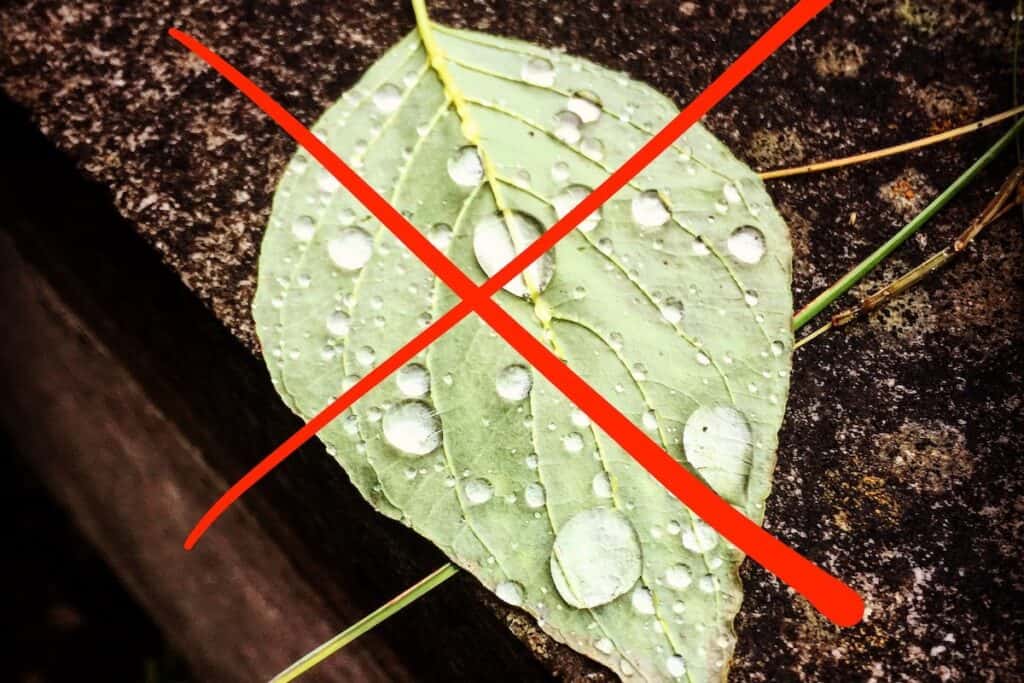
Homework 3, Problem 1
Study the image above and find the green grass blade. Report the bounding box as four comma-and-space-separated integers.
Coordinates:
792, 116, 1024, 331
269, 563, 459, 683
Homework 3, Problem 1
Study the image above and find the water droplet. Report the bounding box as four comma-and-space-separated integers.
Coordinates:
570, 408, 591, 428
464, 478, 494, 505
338, 208, 356, 225
727, 225, 766, 264
698, 574, 716, 593
667, 654, 687, 678
595, 637, 615, 655
744, 289, 759, 306
682, 405, 753, 489
549, 508, 642, 608
447, 146, 484, 187
496, 580, 525, 606
521, 56, 556, 86
372, 83, 403, 113
660, 298, 684, 325
355, 346, 376, 367
631, 586, 655, 614
551, 161, 570, 183
472, 211, 554, 296
496, 364, 532, 401
664, 564, 692, 590
695, 351, 710, 366
562, 432, 584, 453
681, 519, 719, 553
382, 400, 441, 456
327, 227, 374, 271
525, 482, 546, 509
632, 191, 670, 228
525, 453, 539, 469
572, 285, 587, 300
642, 410, 658, 431
553, 185, 601, 232
692, 237, 710, 256
771, 340, 786, 356
292, 215, 316, 241
429, 223, 453, 250
580, 136, 604, 160
592, 472, 613, 498
553, 110, 583, 144
396, 363, 430, 397
567, 91, 602, 123
326, 310, 351, 337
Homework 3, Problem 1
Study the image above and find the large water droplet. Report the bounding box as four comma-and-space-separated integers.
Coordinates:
496, 580, 525, 606
472, 211, 554, 296
521, 56, 556, 86
396, 363, 430, 398
553, 185, 601, 233
631, 191, 670, 228
448, 146, 484, 187
372, 83, 403, 113
327, 227, 374, 271
382, 400, 441, 456
524, 482, 546, 509
726, 225, 766, 264
292, 215, 316, 241
496, 364, 532, 401
464, 478, 494, 505
682, 405, 753, 488
326, 310, 351, 337
550, 508, 642, 608
567, 91, 602, 123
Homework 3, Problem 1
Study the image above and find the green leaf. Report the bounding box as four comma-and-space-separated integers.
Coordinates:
253, 13, 793, 682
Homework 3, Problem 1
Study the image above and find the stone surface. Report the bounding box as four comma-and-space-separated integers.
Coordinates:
1, 0, 1021, 680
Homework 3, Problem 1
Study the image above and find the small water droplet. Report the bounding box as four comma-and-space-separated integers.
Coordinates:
472, 211, 554, 296
327, 227, 374, 271
665, 564, 692, 590
326, 310, 351, 337
355, 346, 376, 367
722, 182, 741, 205
744, 289, 759, 306
695, 351, 710, 366
562, 432, 584, 453
580, 136, 604, 160
551, 161, 570, 183
521, 56, 556, 86
429, 223, 453, 250
570, 408, 591, 428
667, 654, 688, 678
292, 215, 316, 241
496, 364, 533, 401
447, 146, 484, 187
595, 637, 615, 655
681, 519, 719, 553
550, 508, 642, 608
698, 574, 716, 593
592, 472, 613, 498
464, 478, 494, 505
771, 340, 786, 356
727, 225, 766, 264
372, 83, 403, 113
525, 452, 539, 469
567, 91, 602, 123
396, 363, 430, 397
553, 110, 583, 144
496, 580, 525, 606
382, 400, 441, 456
632, 191, 670, 228
660, 298, 684, 325
525, 482, 547, 509
631, 586, 655, 614
642, 410, 658, 431
552, 185, 601, 233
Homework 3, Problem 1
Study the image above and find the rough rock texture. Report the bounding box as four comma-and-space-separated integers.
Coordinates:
2, 0, 1022, 680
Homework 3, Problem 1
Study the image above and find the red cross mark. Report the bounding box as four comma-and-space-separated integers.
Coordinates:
170, 0, 864, 627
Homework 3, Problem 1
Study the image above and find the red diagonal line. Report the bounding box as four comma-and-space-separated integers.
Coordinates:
171, 0, 863, 627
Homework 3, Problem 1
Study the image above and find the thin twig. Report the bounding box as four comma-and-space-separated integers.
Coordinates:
797, 166, 1023, 341
792, 116, 1024, 331
759, 106, 1024, 179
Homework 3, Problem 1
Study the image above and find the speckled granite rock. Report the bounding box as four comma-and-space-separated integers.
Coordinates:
2, 1, 1021, 680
